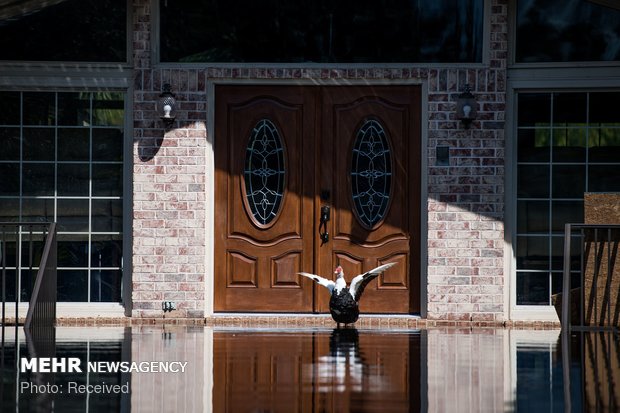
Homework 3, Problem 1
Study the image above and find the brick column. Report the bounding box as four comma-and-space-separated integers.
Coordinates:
132, 0, 208, 318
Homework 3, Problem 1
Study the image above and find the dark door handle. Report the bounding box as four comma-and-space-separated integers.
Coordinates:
319, 206, 330, 245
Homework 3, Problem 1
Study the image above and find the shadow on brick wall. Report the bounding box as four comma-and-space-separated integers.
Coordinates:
137, 136, 164, 162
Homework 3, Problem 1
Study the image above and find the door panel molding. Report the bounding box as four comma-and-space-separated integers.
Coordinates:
215, 84, 420, 313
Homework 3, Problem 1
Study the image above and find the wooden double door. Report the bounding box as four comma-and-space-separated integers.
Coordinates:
214, 85, 420, 314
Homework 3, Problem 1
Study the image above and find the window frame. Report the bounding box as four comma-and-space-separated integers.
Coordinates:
0, 0, 133, 316
507, 0, 620, 321
506, 82, 620, 321
0, 89, 132, 310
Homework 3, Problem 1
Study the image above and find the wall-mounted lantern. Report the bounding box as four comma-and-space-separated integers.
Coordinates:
158, 83, 177, 129
456, 85, 477, 129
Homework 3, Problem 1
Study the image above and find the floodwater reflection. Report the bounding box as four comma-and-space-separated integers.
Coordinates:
213, 328, 420, 412
1, 325, 618, 412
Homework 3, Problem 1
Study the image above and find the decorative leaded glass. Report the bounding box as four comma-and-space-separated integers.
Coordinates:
350, 119, 392, 229
244, 119, 286, 226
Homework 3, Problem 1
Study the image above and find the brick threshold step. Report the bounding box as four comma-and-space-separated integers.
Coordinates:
4, 314, 561, 329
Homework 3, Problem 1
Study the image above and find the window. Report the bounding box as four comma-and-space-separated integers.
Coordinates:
0, 0, 127, 62
515, 91, 620, 305
516, 0, 620, 63
0, 91, 125, 302
159, 0, 483, 63
243, 119, 286, 227
350, 119, 392, 229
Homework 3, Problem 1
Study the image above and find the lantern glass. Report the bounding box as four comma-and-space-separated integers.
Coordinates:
158, 84, 176, 127
456, 86, 477, 127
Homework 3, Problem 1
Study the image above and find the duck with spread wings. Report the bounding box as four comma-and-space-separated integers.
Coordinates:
298, 262, 396, 327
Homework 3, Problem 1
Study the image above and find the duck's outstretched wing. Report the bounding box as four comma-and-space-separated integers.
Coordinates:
349, 262, 397, 301
298, 272, 336, 294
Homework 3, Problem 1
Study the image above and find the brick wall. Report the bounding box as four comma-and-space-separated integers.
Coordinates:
131, 0, 508, 319
426, 329, 508, 412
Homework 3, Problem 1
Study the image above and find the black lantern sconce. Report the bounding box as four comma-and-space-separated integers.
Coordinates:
158, 83, 177, 129
456, 85, 477, 129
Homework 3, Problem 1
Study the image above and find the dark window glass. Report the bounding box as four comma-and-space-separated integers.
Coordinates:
0, 0, 127, 62
553, 93, 587, 124
58, 270, 88, 301
93, 129, 124, 161
92, 92, 125, 126
517, 200, 549, 234
22, 128, 54, 161
91, 235, 123, 268
518, 94, 551, 127
516, 0, 620, 62
590, 92, 620, 125
0, 164, 20, 195
1, 241, 17, 268
0, 92, 20, 125
517, 236, 549, 270
552, 165, 585, 198
58, 129, 90, 161
92, 164, 123, 197
57, 236, 89, 268
517, 272, 549, 305
516, 91, 620, 308
552, 128, 586, 163
0, 198, 20, 221
57, 199, 90, 232
517, 165, 549, 198
589, 165, 620, 192
517, 129, 550, 163
20, 271, 35, 302
58, 93, 91, 126
551, 201, 583, 233
589, 128, 620, 163
57, 164, 90, 196
1, 270, 17, 301
92, 199, 123, 232
0, 91, 124, 303
160, 0, 484, 63
23, 93, 55, 125
550, 237, 567, 271
90, 270, 122, 302
21, 198, 54, 222
0, 128, 20, 161
23, 163, 55, 196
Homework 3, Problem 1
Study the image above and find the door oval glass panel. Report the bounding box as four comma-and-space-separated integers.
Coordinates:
243, 119, 286, 226
350, 119, 392, 229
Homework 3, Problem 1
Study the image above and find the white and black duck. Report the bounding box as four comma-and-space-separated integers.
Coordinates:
298, 263, 396, 326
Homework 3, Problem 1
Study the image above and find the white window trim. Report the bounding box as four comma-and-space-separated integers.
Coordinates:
506, 68, 620, 322
1, 302, 126, 319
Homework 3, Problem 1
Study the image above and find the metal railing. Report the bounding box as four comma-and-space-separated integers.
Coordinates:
0, 222, 57, 412
562, 223, 620, 331
24, 222, 57, 330
0, 222, 57, 329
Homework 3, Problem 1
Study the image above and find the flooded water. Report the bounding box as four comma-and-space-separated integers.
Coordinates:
1, 325, 618, 412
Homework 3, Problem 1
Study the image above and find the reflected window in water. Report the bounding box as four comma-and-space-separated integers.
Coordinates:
1, 326, 618, 412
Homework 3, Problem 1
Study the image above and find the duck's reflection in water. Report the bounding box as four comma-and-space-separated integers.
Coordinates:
311, 328, 394, 395
213, 328, 420, 413
312, 328, 364, 393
